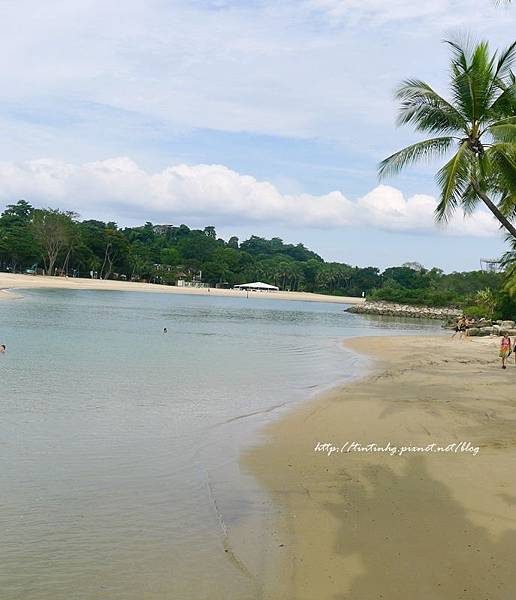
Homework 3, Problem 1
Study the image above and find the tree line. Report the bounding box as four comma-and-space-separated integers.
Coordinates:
1, 199, 514, 318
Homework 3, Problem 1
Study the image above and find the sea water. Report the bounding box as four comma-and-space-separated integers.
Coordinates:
0, 289, 442, 599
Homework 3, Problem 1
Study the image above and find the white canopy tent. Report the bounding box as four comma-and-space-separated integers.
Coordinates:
234, 282, 279, 291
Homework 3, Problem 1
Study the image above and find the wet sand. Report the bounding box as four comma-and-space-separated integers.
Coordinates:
0, 273, 363, 305
242, 335, 516, 599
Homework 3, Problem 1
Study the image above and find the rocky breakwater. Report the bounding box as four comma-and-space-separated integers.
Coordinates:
345, 301, 461, 320
466, 320, 516, 337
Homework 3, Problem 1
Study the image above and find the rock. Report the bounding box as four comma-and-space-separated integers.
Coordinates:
499, 320, 515, 330
466, 328, 481, 336
477, 327, 494, 336
476, 320, 493, 327
345, 301, 461, 321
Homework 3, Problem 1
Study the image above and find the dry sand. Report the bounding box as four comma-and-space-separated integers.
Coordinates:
242, 335, 516, 600
0, 273, 363, 305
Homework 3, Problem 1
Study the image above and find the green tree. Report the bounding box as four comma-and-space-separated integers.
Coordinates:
1, 200, 34, 225
382, 266, 427, 289
501, 239, 516, 298
99, 228, 130, 279
0, 201, 37, 271
203, 226, 216, 239
227, 236, 239, 249
379, 39, 516, 238
160, 247, 181, 267
31, 209, 77, 275
474, 288, 498, 318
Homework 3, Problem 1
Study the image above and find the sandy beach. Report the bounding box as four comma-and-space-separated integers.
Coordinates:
0, 273, 364, 305
242, 334, 516, 600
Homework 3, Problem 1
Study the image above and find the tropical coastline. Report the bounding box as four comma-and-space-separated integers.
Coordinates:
1, 0, 514, 597
0, 273, 365, 305
242, 334, 516, 599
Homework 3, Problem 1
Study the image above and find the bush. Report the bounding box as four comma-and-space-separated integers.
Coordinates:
462, 305, 487, 319
369, 285, 458, 307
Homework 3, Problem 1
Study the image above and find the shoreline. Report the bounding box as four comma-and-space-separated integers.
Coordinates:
0, 288, 23, 300
0, 273, 364, 305
241, 334, 516, 599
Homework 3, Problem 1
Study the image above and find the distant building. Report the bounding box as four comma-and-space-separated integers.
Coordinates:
480, 258, 503, 273
177, 279, 209, 288
402, 261, 425, 272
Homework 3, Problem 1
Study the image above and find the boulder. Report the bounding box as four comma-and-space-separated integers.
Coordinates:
477, 327, 495, 336
466, 328, 480, 336
476, 320, 493, 327
499, 320, 515, 330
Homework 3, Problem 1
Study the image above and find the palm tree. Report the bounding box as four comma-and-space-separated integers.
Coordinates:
379, 39, 516, 238
501, 237, 516, 296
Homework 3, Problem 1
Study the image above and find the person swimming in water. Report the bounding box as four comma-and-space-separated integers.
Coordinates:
163, 328, 168, 334
0, 344, 6, 353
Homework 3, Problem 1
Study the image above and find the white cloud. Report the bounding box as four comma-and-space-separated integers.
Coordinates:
306, 0, 450, 23
0, 158, 501, 238
0, 0, 511, 157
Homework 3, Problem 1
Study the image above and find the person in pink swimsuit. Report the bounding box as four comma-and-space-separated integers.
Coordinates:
499, 334, 511, 369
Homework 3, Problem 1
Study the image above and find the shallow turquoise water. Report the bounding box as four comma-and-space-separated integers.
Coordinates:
0, 289, 442, 599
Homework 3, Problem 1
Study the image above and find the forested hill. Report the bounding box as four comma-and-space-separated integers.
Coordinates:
0, 200, 513, 318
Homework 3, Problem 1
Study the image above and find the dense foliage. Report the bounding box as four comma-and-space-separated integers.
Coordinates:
368, 266, 514, 318
1, 199, 514, 318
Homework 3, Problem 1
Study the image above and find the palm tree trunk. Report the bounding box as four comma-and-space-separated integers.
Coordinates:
472, 182, 516, 239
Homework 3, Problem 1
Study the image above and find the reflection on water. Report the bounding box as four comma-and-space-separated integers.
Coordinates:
0, 289, 442, 599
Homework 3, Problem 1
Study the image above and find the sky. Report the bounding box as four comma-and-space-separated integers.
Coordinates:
0, 0, 514, 271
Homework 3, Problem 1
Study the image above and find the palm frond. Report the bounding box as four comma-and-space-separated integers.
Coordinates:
490, 116, 516, 127
450, 68, 477, 123
395, 79, 467, 133
493, 40, 516, 80
488, 81, 516, 120
487, 144, 516, 215
445, 38, 472, 73
470, 41, 500, 117
378, 137, 455, 179
460, 181, 482, 215
435, 142, 472, 221
446, 38, 508, 126
489, 122, 516, 143
503, 257, 516, 299
499, 192, 516, 219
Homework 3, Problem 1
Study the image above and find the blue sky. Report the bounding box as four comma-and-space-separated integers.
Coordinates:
0, 0, 514, 270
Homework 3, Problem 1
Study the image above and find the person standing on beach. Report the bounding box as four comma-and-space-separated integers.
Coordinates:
464, 317, 474, 338
499, 333, 511, 369
452, 316, 466, 339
